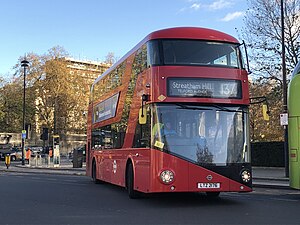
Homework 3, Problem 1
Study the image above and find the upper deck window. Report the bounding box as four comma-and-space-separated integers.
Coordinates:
148, 39, 243, 69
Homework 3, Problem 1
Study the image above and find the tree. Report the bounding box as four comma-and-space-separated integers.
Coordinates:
8, 46, 92, 139
33, 46, 88, 135
249, 80, 283, 142
240, 0, 300, 142
105, 52, 117, 65
241, 0, 300, 82
0, 45, 110, 147
0, 67, 36, 133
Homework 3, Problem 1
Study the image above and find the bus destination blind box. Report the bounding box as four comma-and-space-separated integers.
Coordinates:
167, 78, 242, 99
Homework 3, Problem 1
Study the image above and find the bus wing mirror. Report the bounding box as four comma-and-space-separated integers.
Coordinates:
139, 108, 147, 124
139, 94, 150, 124
262, 104, 270, 121
240, 41, 251, 74
250, 96, 270, 121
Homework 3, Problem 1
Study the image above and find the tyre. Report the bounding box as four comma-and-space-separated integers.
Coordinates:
126, 164, 139, 199
92, 160, 102, 184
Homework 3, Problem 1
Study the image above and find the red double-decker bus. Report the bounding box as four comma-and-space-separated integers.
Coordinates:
86, 27, 251, 198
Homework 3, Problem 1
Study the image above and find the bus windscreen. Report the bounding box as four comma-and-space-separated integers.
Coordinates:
161, 40, 242, 68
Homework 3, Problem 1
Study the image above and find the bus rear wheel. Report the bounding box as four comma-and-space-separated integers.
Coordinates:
126, 164, 139, 199
92, 160, 102, 184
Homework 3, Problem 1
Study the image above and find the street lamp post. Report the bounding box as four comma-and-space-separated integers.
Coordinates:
280, 0, 288, 177
21, 59, 29, 165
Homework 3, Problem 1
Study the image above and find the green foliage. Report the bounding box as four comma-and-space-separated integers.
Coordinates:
242, 0, 300, 142
0, 46, 94, 135
0, 74, 36, 132
249, 81, 284, 142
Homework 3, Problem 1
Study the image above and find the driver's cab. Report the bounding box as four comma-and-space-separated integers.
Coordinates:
148, 103, 249, 165
151, 104, 210, 162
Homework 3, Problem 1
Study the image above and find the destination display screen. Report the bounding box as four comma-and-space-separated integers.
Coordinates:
167, 78, 242, 99
93, 92, 119, 123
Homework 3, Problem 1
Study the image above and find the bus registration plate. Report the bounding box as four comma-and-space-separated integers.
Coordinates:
197, 182, 220, 189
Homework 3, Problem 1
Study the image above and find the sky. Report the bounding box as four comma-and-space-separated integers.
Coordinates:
0, 0, 248, 78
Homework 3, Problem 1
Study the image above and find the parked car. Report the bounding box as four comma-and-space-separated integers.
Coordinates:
0, 143, 13, 160
10, 148, 22, 161
26, 146, 43, 157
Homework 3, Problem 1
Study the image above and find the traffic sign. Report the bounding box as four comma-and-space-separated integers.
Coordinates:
21, 130, 26, 139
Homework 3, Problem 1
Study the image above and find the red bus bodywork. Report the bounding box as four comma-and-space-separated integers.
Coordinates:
86, 27, 252, 197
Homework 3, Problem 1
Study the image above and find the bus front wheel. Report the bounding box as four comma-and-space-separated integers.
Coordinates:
206, 192, 220, 197
126, 164, 139, 199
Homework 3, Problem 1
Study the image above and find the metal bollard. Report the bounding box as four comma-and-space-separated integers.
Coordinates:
5, 154, 11, 169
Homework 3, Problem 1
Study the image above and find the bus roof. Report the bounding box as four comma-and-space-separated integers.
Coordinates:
147, 27, 239, 43
93, 27, 239, 86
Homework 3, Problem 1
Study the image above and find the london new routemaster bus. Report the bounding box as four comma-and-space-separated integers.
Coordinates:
86, 27, 252, 198
288, 60, 300, 189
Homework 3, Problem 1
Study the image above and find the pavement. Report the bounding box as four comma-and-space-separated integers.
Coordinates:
0, 159, 293, 190
0, 159, 86, 176
252, 167, 290, 189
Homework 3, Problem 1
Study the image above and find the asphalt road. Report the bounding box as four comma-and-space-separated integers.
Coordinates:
0, 172, 299, 225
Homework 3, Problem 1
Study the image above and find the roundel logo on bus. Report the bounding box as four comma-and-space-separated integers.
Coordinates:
206, 175, 213, 181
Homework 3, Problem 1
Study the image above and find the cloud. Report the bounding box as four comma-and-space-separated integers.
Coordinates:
179, 0, 234, 13
185, 0, 232, 12
190, 3, 201, 10
208, 0, 233, 10
220, 11, 244, 22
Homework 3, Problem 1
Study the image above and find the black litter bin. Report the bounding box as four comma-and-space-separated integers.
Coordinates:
73, 148, 83, 168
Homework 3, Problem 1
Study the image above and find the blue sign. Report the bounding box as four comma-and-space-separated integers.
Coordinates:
93, 92, 120, 124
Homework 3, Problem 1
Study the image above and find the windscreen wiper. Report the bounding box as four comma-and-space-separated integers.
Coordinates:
175, 103, 212, 111
211, 104, 244, 113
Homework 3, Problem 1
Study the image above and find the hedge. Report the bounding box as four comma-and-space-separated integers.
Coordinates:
251, 141, 284, 167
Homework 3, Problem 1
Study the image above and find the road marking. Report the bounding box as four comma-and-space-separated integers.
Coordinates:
270, 198, 299, 202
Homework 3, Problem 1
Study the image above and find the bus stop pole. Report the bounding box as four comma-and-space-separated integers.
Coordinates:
281, 0, 289, 178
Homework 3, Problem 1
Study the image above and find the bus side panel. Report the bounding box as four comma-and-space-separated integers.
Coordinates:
110, 150, 126, 187
99, 149, 151, 191
288, 74, 300, 189
149, 150, 189, 192
93, 150, 108, 182
132, 149, 151, 193
289, 117, 300, 189
288, 75, 300, 117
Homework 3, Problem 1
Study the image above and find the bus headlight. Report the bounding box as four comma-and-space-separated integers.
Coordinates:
241, 170, 251, 183
160, 170, 174, 184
